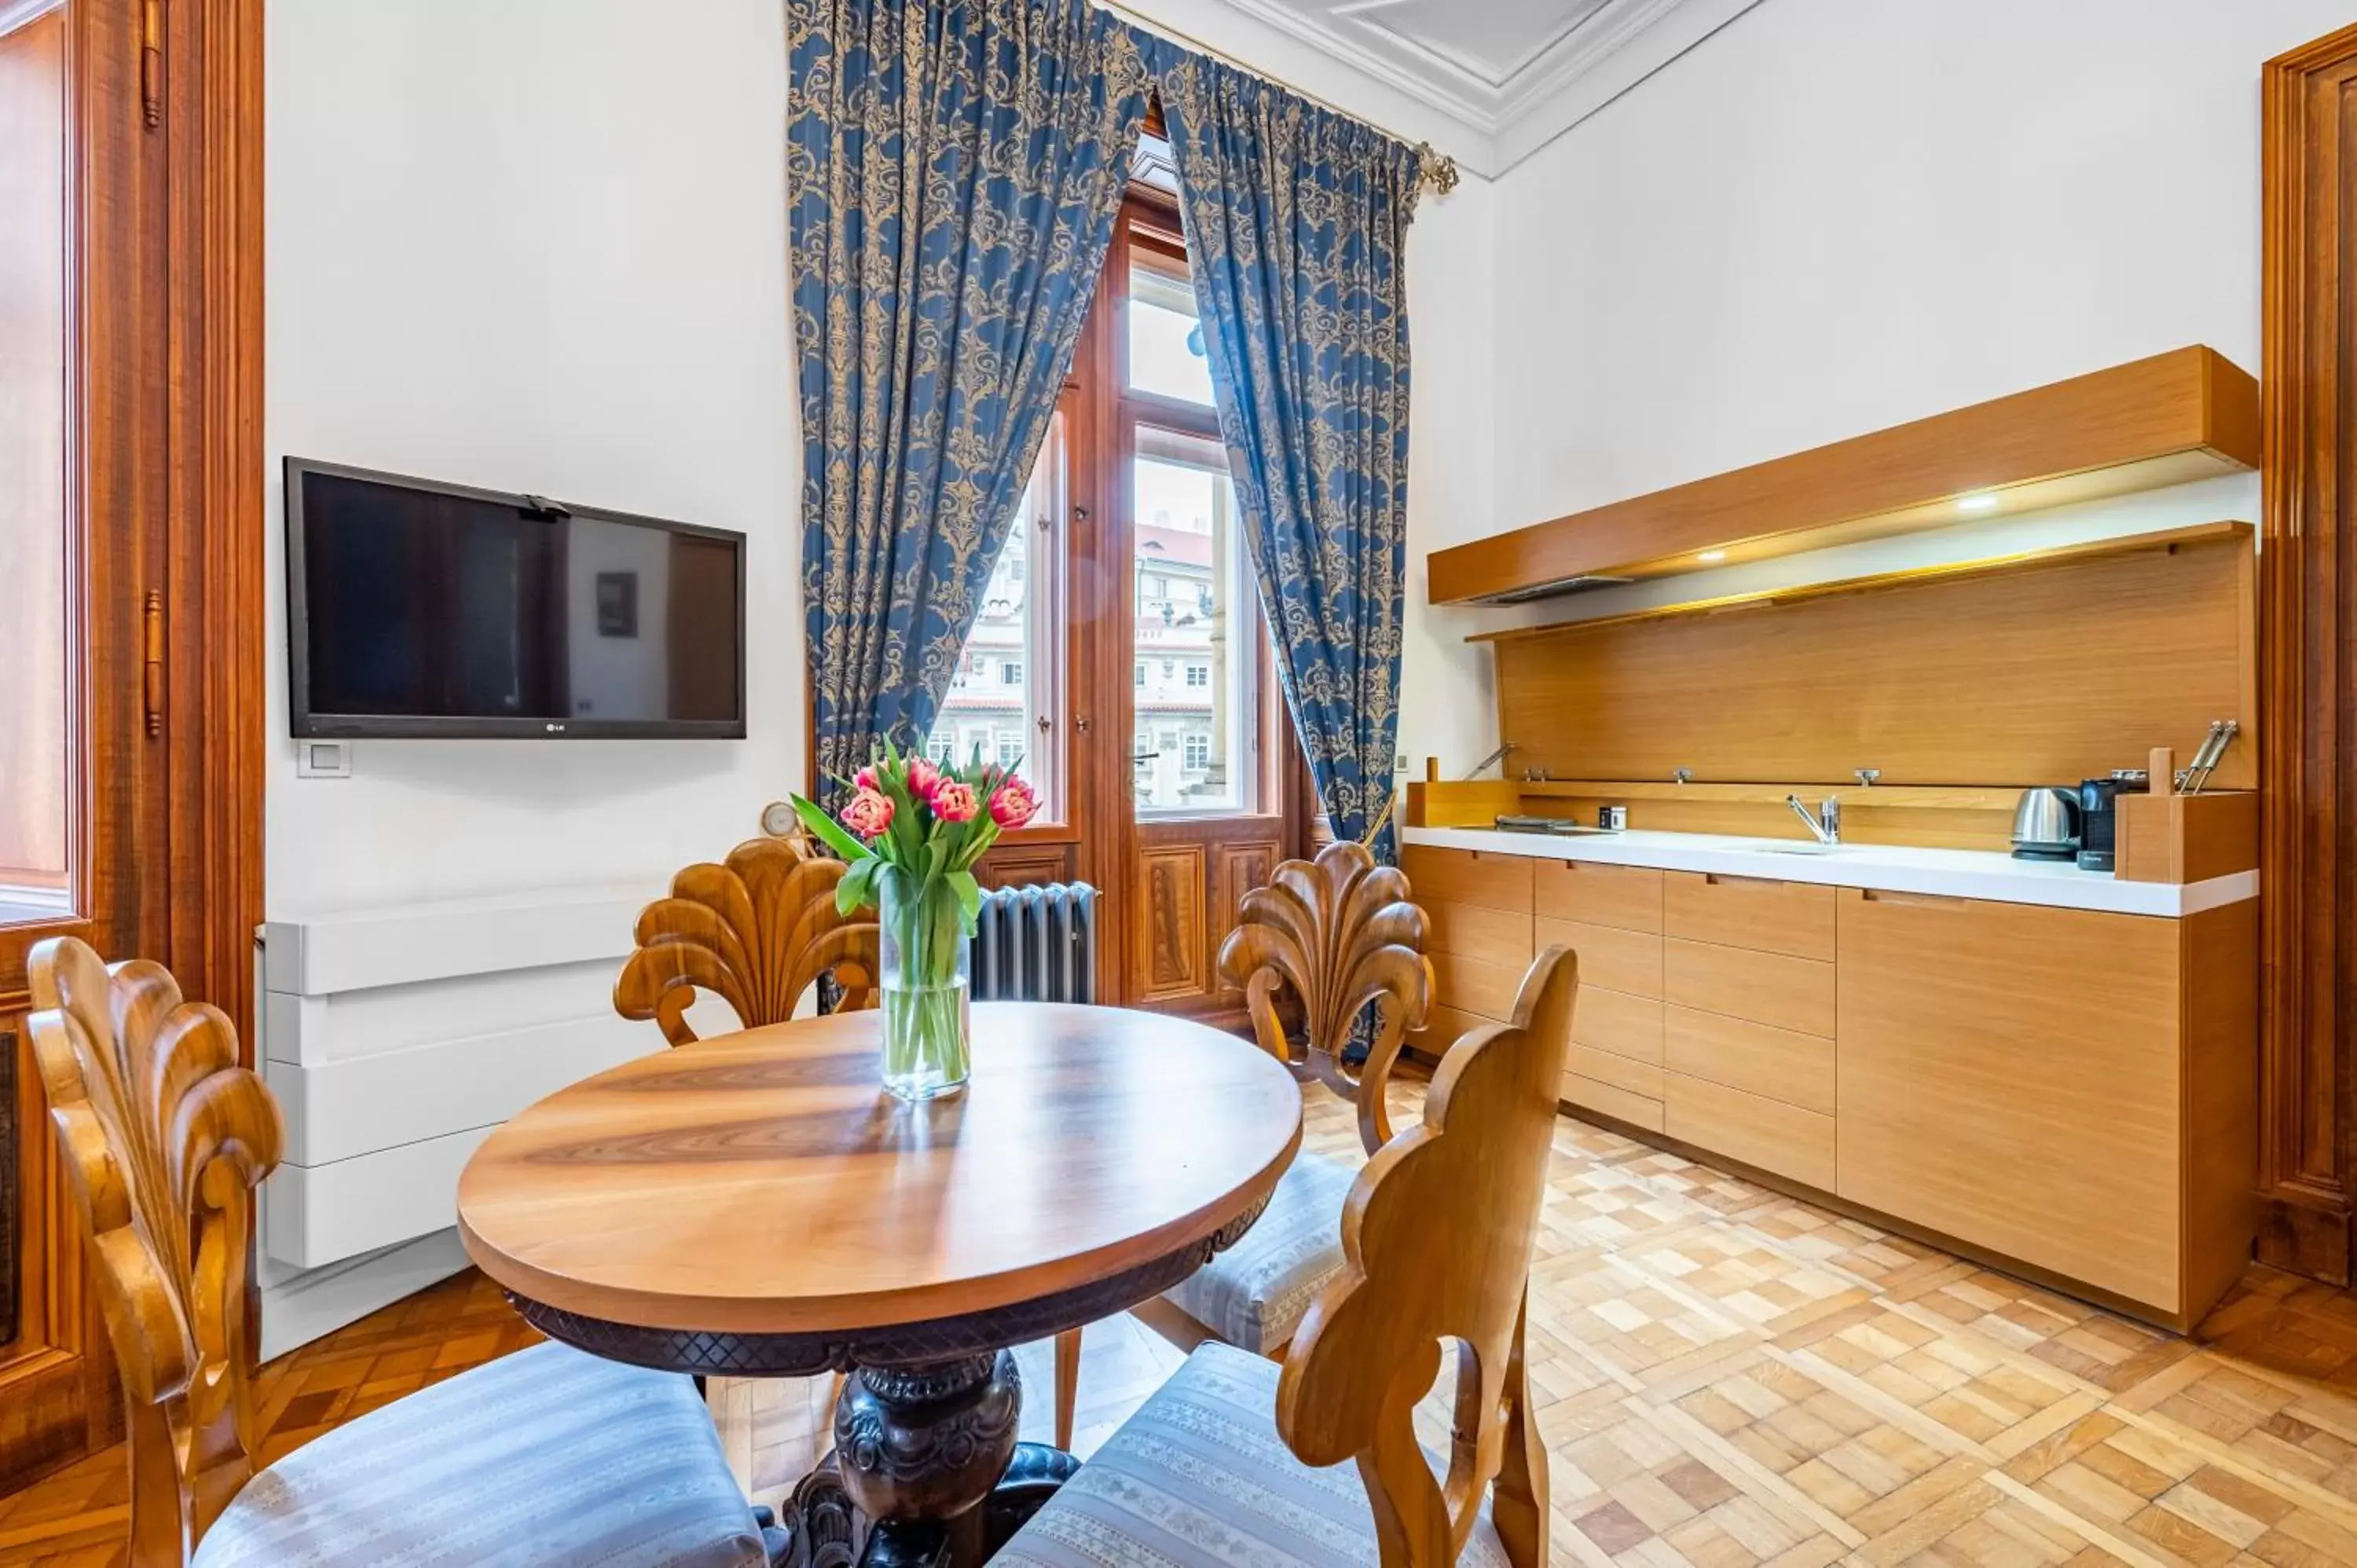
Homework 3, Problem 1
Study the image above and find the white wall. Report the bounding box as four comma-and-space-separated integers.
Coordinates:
1387, 0, 2355, 761
266, 0, 802, 918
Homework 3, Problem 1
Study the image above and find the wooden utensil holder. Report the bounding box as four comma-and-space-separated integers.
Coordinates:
2114, 746, 2257, 885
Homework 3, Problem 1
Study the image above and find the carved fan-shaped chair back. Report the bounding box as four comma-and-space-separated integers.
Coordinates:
1276, 945, 1578, 1566
27, 936, 285, 1564
616, 836, 881, 1046
1217, 839, 1432, 1152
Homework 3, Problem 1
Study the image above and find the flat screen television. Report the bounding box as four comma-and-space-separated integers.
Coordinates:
286, 457, 746, 739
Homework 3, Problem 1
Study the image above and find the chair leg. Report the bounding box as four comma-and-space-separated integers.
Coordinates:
1053, 1327, 1082, 1452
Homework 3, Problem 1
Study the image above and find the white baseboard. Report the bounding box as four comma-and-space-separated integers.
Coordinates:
258, 1227, 472, 1362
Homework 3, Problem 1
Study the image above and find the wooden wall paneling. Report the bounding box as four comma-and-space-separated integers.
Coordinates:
2258, 23, 2357, 1284
1428, 346, 2259, 604
0, 1022, 13, 1348
1490, 526, 2255, 792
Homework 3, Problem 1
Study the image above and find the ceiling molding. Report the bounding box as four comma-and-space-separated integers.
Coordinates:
1193, 0, 1758, 177
1218, 0, 1510, 134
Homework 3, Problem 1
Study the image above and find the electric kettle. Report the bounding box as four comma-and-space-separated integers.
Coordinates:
2009, 786, 2080, 861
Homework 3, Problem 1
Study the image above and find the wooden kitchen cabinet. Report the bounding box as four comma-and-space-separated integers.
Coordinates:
1403, 839, 2256, 1327
1403, 846, 1534, 1057
1835, 888, 2256, 1327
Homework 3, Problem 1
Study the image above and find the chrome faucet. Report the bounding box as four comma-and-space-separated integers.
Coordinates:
1786, 793, 1841, 845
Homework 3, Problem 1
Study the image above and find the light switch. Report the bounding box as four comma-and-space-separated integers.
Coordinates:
296, 740, 352, 779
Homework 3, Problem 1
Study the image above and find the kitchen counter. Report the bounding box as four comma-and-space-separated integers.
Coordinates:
1400, 823, 2255, 918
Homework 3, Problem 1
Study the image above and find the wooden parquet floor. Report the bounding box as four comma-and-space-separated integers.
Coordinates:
12, 1077, 2357, 1566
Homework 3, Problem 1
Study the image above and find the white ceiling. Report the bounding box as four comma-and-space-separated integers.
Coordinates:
1209, 0, 1761, 174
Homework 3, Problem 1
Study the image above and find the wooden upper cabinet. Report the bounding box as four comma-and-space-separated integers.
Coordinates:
1429, 346, 2258, 605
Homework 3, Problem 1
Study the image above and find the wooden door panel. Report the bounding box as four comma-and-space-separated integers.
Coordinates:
1135, 843, 1207, 1000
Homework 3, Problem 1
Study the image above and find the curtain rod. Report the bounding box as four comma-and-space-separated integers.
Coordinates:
1094, 0, 1463, 194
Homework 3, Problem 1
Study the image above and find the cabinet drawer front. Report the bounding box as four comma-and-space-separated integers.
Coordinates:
1402, 847, 1533, 914
1534, 860, 1662, 933
1662, 1004, 1835, 1115
1572, 986, 1663, 1065
1663, 1072, 1835, 1190
1536, 917, 1661, 999
1663, 939, 1835, 1038
1424, 899, 1533, 965
1665, 871, 1836, 960
1567, 1043, 1662, 1100
1430, 949, 1527, 1021
1562, 1071, 1664, 1133
1835, 885, 2183, 1311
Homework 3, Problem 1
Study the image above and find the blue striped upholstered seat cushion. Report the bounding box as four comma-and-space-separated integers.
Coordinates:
192, 1340, 765, 1568
996, 1343, 1510, 1567
1162, 1150, 1357, 1353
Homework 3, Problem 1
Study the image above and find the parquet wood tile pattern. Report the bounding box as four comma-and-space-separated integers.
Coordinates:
9, 1076, 2357, 1566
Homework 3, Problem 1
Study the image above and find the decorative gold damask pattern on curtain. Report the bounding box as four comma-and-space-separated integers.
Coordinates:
789, 0, 1149, 797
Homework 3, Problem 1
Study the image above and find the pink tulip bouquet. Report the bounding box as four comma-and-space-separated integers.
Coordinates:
790, 741, 1039, 1099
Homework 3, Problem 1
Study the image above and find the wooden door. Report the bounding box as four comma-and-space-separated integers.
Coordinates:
0, 0, 263, 1493
954, 184, 1308, 1018
1102, 204, 1294, 1020
2260, 22, 2357, 1285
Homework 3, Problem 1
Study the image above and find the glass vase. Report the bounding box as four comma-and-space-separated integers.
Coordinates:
876, 867, 971, 1101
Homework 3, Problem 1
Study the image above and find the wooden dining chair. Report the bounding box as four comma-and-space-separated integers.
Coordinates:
999, 946, 1578, 1566
27, 935, 774, 1568
1049, 839, 1429, 1449
615, 834, 880, 1043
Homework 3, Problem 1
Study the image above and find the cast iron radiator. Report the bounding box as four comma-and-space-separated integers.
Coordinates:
969, 882, 1098, 1004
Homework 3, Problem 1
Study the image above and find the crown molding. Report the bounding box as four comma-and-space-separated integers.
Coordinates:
1217, 0, 1508, 132
1191, 0, 1758, 176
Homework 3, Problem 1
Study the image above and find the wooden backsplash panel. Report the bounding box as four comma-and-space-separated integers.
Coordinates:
1494, 529, 2253, 789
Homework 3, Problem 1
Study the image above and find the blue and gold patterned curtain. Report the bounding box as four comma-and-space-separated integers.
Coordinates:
1146, 46, 1423, 859
790, 0, 1149, 796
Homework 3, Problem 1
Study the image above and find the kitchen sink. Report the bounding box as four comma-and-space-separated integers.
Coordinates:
1743, 841, 1860, 856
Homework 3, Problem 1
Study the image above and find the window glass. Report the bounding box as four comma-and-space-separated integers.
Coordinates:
929, 417, 1067, 819
1127, 262, 1215, 408
1131, 426, 1256, 815
1, 9, 71, 925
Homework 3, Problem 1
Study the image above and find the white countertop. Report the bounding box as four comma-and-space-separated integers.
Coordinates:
1402, 824, 2256, 918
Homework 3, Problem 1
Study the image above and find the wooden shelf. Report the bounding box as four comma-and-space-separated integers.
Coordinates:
1428, 346, 2260, 606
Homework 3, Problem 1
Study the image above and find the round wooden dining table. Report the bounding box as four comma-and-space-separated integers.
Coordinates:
456, 1001, 1303, 1565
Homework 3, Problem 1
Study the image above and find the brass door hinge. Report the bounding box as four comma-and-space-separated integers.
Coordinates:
143, 590, 164, 737
141, 0, 162, 128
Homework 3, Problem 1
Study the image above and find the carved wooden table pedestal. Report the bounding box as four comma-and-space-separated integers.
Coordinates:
457, 1003, 1303, 1566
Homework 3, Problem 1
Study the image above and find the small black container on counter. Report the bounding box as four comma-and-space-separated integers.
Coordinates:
2076, 769, 2149, 872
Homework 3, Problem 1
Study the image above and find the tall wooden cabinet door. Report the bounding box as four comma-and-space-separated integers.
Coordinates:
0, 0, 183, 1493
1835, 888, 2184, 1311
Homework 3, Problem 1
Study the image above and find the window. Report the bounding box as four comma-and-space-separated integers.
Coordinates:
924, 416, 1068, 821
1130, 425, 1258, 815
2, 13, 69, 925
1135, 662, 1146, 686
1127, 260, 1215, 407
